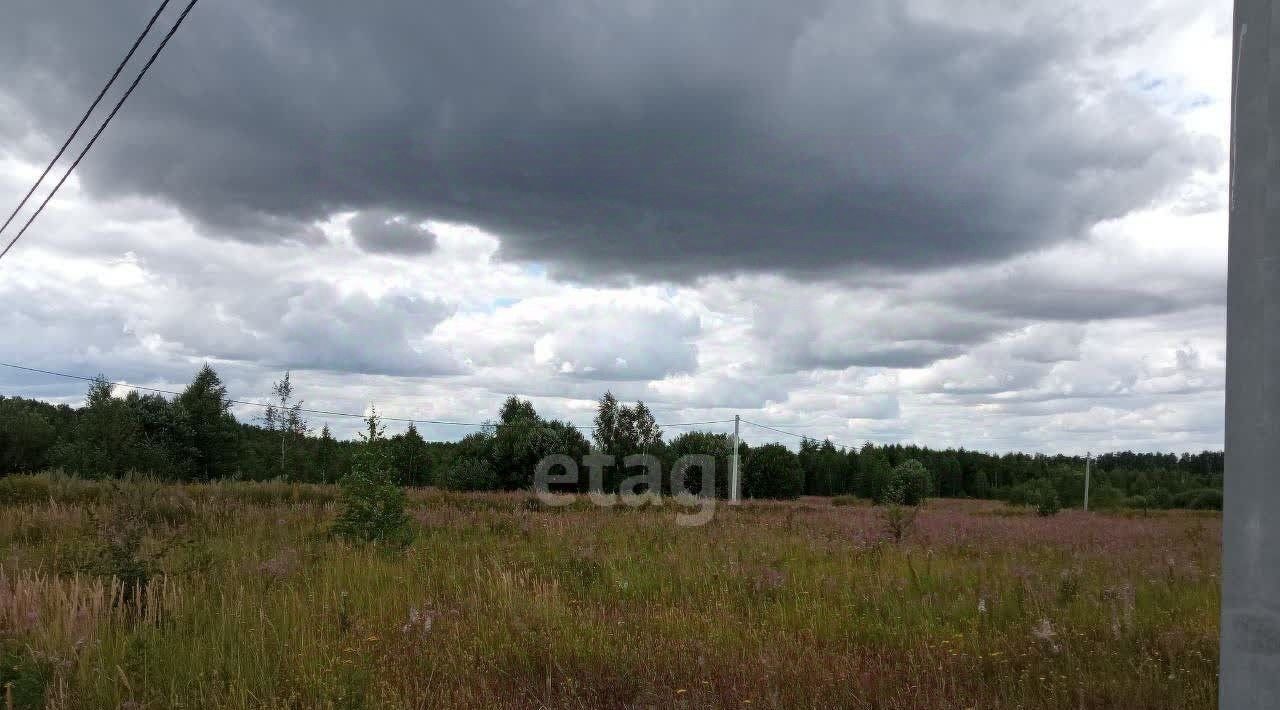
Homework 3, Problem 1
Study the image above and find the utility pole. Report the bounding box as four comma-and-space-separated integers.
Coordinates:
731, 414, 741, 503
1083, 452, 1091, 512
1221, 1, 1280, 705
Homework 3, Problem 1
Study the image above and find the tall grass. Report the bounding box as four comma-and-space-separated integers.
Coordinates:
0, 475, 1219, 708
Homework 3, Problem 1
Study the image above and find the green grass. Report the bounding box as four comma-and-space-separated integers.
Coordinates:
0, 474, 1219, 708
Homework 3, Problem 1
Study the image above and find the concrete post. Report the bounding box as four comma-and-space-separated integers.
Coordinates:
731, 414, 741, 503
1221, 2, 1280, 706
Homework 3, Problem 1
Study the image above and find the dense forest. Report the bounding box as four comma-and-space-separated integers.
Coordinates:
0, 365, 1223, 508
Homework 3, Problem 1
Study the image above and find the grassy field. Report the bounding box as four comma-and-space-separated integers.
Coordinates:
0, 475, 1219, 709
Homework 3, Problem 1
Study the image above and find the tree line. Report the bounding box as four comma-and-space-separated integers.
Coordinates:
0, 365, 1223, 507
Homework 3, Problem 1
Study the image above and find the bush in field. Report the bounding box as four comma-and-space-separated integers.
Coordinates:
1032, 479, 1061, 516
1146, 486, 1173, 509
872, 459, 930, 506
875, 475, 918, 542
81, 479, 192, 600
0, 639, 53, 710
333, 412, 412, 546
1005, 477, 1060, 515
1172, 487, 1223, 510
1123, 495, 1153, 510
743, 444, 803, 499
878, 501, 917, 543
1089, 483, 1125, 509
440, 457, 497, 491
0, 475, 52, 505
894, 459, 931, 506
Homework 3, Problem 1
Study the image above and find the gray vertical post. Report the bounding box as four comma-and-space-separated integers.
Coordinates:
731, 415, 741, 503
1083, 452, 1091, 512
1222, 2, 1280, 706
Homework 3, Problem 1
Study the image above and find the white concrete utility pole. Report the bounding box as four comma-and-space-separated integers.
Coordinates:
1221, 1, 1280, 705
1083, 452, 1091, 512
731, 414, 741, 503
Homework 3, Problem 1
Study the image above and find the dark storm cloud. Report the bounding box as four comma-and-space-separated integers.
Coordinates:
348, 210, 438, 256
758, 293, 1018, 371
941, 273, 1227, 321
1, 0, 1218, 278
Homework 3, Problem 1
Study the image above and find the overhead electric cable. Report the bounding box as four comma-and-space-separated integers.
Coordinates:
0, 0, 200, 262
0, 361, 732, 431
0, 0, 174, 239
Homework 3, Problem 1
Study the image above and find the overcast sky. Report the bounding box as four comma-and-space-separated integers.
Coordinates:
0, 0, 1229, 453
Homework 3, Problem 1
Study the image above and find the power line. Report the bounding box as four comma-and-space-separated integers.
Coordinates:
741, 418, 855, 450
0, 361, 734, 431
660, 419, 737, 428
0, 361, 554, 427
0, 0, 200, 263
0, 0, 174, 240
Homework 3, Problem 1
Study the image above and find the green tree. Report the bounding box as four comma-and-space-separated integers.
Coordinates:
173, 365, 238, 480
591, 392, 663, 492
842, 447, 862, 496
489, 397, 589, 490
937, 455, 963, 497
393, 422, 429, 486
121, 391, 182, 476
316, 424, 339, 483
1033, 479, 1061, 516
743, 443, 803, 499
592, 391, 620, 455
440, 457, 497, 491
891, 459, 931, 506
798, 438, 820, 495
663, 430, 734, 497
971, 469, 991, 498
263, 372, 307, 480
0, 398, 56, 472
334, 409, 411, 545
53, 376, 141, 478
815, 440, 844, 496
861, 444, 894, 502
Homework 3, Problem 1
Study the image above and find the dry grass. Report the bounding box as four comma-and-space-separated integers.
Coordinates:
0, 475, 1219, 708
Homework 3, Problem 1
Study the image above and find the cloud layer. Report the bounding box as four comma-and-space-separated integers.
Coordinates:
2, 0, 1219, 279
0, 0, 1230, 453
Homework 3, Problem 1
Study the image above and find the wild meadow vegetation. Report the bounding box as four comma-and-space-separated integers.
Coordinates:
0, 472, 1219, 709
0, 368, 1224, 706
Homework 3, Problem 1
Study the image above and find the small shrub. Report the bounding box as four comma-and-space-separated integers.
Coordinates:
0, 640, 52, 710
1123, 495, 1152, 511
440, 457, 498, 491
333, 444, 413, 546
1147, 487, 1173, 509
0, 475, 51, 505
1172, 488, 1222, 510
895, 460, 931, 506
1035, 482, 1061, 517
1006, 478, 1061, 516
1088, 484, 1125, 509
521, 495, 544, 512
876, 478, 918, 542
873, 460, 930, 506
71, 480, 193, 609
